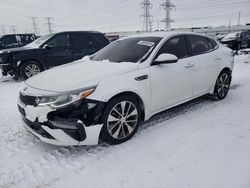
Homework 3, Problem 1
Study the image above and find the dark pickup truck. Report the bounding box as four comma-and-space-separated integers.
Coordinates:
0, 31, 109, 79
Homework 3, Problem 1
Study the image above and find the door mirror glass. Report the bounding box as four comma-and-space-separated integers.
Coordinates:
154, 53, 178, 64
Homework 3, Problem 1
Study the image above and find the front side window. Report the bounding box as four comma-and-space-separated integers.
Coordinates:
156, 36, 188, 59
26, 33, 54, 48
47, 34, 69, 47
187, 35, 212, 56
92, 37, 161, 63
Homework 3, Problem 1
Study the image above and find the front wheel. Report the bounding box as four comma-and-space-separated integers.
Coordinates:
20, 61, 43, 79
101, 95, 142, 145
213, 71, 231, 100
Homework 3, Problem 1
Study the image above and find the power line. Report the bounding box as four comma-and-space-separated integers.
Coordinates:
45, 17, 54, 33
140, 0, 153, 32
238, 11, 241, 26
161, 0, 176, 31
29, 17, 39, 35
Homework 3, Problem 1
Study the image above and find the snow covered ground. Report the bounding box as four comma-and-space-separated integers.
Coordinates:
0, 54, 250, 188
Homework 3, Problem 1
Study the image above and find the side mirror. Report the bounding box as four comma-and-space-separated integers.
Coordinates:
154, 53, 178, 65
44, 44, 55, 49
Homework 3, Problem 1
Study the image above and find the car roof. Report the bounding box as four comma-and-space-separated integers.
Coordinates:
0, 34, 35, 37
53, 31, 103, 35
121, 31, 213, 40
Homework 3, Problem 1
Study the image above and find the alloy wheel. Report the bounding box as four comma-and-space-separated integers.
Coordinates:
107, 101, 138, 140
216, 73, 230, 98
25, 64, 41, 78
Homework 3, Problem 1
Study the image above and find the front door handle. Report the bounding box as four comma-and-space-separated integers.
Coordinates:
185, 63, 194, 68
215, 57, 221, 61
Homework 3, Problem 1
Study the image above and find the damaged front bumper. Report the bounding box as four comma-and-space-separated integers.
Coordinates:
18, 98, 105, 146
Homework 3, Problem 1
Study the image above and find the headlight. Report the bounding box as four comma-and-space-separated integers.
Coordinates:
37, 87, 96, 108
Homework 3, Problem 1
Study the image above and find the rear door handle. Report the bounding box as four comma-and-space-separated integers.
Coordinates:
185, 63, 194, 68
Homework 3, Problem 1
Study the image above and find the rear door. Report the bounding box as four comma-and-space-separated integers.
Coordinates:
44, 33, 73, 67
70, 33, 99, 61
186, 35, 219, 96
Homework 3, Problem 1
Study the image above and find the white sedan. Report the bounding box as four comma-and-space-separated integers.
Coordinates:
18, 32, 234, 146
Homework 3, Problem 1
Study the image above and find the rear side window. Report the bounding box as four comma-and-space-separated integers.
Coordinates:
71, 33, 94, 48
91, 33, 109, 46
156, 36, 188, 59
187, 35, 211, 56
47, 34, 69, 46
19, 35, 35, 44
1, 35, 17, 46
208, 38, 218, 50
71, 33, 98, 53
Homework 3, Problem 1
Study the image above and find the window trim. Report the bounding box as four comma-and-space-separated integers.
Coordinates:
42, 33, 70, 48
186, 34, 219, 57
151, 34, 189, 66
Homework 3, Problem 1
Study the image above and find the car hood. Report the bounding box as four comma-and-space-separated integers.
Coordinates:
25, 60, 138, 93
0, 46, 36, 54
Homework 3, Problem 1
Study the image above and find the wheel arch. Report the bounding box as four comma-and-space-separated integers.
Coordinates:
219, 67, 232, 77
106, 91, 146, 122
18, 59, 45, 71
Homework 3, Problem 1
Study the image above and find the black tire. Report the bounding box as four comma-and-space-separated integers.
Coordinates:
20, 61, 43, 79
101, 95, 142, 145
213, 70, 231, 100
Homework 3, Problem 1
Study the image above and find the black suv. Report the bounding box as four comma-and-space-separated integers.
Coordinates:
0, 31, 109, 79
221, 31, 250, 51
0, 34, 36, 50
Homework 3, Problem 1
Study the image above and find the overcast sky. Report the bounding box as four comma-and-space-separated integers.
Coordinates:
0, 0, 249, 35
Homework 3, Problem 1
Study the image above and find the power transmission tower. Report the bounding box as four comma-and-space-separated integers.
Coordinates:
1, 25, 5, 35
10, 25, 16, 34
140, 0, 153, 32
237, 11, 241, 26
29, 17, 39, 35
45, 17, 54, 33
161, 0, 175, 31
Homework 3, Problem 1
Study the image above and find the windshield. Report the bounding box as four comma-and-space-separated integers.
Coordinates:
26, 33, 54, 48
92, 37, 162, 63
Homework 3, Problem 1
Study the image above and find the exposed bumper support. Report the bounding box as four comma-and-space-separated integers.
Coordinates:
19, 98, 105, 146
23, 119, 104, 146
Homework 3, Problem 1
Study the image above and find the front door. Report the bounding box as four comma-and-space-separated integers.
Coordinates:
44, 34, 73, 67
150, 35, 195, 113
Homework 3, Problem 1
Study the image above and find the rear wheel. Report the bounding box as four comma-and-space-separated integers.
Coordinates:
101, 95, 142, 145
213, 71, 231, 100
20, 61, 43, 79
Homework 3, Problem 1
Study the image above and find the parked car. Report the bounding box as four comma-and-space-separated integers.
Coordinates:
221, 31, 250, 50
18, 32, 234, 146
0, 31, 109, 79
0, 34, 36, 50
215, 33, 226, 42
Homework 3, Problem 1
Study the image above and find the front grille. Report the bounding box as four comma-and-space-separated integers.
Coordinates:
19, 93, 37, 106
